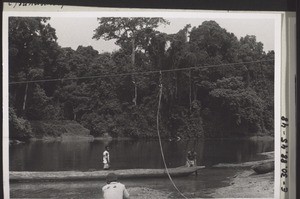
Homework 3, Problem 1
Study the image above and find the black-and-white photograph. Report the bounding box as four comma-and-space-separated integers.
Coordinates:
3, 7, 281, 199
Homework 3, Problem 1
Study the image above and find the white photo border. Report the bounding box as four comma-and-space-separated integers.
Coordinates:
2, 4, 283, 199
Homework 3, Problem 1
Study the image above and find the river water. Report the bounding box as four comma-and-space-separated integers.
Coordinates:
9, 138, 273, 198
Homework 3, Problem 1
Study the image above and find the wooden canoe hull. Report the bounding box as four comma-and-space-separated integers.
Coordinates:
10, 166, 205, 182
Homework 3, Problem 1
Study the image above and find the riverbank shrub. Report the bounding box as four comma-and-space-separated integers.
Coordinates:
30, 120, 90, 139
9, 108, 33, 141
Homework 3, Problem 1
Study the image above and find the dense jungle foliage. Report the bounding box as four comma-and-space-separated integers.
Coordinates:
9, 17, 274, 140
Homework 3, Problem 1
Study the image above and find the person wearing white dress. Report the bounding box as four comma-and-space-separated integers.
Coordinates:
103, 146, 110, 170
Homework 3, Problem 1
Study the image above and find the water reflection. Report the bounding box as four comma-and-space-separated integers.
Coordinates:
9, 138, 273, 171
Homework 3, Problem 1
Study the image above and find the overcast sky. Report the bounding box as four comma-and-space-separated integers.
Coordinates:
48, 17, 275, 53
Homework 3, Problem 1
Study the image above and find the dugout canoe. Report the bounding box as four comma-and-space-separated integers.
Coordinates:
10, 166, 205, 182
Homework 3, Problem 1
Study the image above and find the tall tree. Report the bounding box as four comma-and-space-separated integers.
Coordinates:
93, 17, 169, 105
9, 17, 59, 117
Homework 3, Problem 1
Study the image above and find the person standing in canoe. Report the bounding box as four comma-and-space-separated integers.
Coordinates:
102, 173, 130, 199
186, 150, 197, 167
103, 146, 110, 170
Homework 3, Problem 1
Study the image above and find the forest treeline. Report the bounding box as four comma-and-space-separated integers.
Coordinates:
9, 17, 274, 140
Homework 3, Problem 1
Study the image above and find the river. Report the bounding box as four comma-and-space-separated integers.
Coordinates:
9, 137, 273, 198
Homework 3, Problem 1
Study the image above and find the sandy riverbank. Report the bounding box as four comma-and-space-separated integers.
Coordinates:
210, 169, 274, 198
127, 187, 170, 199
127, 168, 274, 199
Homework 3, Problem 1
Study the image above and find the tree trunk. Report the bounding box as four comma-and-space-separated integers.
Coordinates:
189, 70, 192, 111
245, 67, 250, 88
22, 83, 28, 114
260, 112, 266, 134
132, 37, 137, 106
175, 72, 178, 99
260, 64, 266, 83
172, 58, 178, 100
193, 84, 197, 101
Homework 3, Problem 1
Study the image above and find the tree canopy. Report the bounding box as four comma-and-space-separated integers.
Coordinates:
9, 17, 274, 140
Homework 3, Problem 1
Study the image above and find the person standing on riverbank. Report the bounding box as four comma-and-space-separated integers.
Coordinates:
103, 146, 110, 170
102, 173, 130, 199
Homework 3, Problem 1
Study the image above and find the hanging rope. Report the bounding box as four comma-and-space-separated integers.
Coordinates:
8, 59, 274, 85
156, 71, 189, 199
